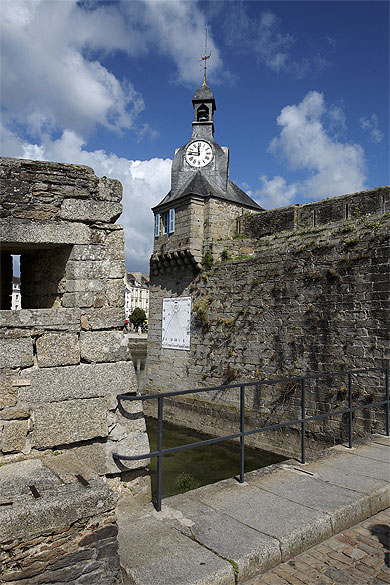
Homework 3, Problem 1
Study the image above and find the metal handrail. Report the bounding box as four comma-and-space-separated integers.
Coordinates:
114, 366, 389, 511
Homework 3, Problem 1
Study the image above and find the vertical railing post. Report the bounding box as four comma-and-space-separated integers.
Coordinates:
348, 373, 353, 449
156, 396, 164, 512
385, 368, 389, 437
301, 378, 306, 464
239, 385, 245, 483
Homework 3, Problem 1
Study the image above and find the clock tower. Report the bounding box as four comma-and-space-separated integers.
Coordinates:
151, 80, 262, 273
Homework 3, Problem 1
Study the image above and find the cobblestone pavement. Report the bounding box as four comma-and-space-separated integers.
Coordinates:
244, 509, 389, 585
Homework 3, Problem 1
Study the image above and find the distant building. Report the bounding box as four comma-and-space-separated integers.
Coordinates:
124, 272, 149, 319
11, 276, 21, 310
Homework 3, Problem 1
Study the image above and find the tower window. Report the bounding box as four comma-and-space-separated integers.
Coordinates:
155, 209, 175, 237
162, 212, 170, 234
197, 104, 209, 122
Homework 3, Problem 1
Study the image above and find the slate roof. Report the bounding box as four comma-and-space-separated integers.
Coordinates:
193, 84, 215, 102
154, 171, 263, 211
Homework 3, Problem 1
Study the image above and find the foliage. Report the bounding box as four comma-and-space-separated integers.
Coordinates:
193, 297, 211, 330
130, 307, 147, 327
175, 472, 200, 493
202, 248, 214, 270
228, 559, 239, 576
221, 249, 232, 261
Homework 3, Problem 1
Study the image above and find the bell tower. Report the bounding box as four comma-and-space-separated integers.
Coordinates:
151, 58, 262, 272
192, 82, 216, 139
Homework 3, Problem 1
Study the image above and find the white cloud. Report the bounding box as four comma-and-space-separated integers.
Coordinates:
251, 176, 298, 210
360, 114, 384, 144
1, 0, 224, 142
4, 128, 171, 272
0, 1, 220, 144
253, 91, 366, 208
253, 11, 328, 78
1, 0, 145, 137
138, 1, 222, 85
256, 12, 294, 73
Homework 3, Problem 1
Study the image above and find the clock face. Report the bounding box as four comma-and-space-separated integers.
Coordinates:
185, 140, 213, 168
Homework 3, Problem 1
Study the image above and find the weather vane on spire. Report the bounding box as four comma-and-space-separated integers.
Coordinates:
201, 25, 211, 85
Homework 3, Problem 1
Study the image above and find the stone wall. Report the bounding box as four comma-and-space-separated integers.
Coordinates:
0, 454, 122, 585
146, 187, 389, 457
0, 157, 149, 491
244, 186, 389, 238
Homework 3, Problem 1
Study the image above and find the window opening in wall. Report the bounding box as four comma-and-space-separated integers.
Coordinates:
12, 255, 21, 310
0, 246, 71, 310
197, 104, 209, 122
162, 212, 169, 235
157, 209, 175, 236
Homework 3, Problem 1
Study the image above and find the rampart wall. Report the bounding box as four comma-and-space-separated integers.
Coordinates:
146, 187, 390, 456
0, 158, 149, 496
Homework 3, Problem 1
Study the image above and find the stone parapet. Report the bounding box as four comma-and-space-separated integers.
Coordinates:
0, 157, 122, 223
0, 157, 149, 491
243, 186, 389, 239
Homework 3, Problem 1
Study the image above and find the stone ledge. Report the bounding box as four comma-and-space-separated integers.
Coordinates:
0, 308, 81, 330
0, 218, 91, 246
0, 453, 117, 543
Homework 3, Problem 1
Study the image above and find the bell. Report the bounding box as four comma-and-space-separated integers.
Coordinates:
197, 107, 209, 121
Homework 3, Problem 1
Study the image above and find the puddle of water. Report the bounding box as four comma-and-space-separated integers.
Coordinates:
145, 416, 287, 500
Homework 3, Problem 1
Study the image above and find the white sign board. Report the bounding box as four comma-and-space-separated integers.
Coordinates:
162, 297, 191, 350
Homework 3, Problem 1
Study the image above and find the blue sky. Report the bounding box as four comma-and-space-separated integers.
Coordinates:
1, 0, 389, 272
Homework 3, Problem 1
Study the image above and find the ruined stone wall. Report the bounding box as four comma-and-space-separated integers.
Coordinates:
146, 187, 389, 456
0, 454, 122, 585
0, 158, 149, 490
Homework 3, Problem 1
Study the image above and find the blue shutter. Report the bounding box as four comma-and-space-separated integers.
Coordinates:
155, 213, 160, 237
168, 208, 175, 233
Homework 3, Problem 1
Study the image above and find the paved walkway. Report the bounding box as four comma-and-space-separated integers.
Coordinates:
244, 509, 389, 585
117, 435, 389, 585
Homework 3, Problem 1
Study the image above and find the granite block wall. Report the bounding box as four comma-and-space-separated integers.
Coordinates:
0, 157, 150, 491
146, 187, 389, 457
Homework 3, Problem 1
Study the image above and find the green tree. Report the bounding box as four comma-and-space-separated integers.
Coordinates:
130, 307, 147, 328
